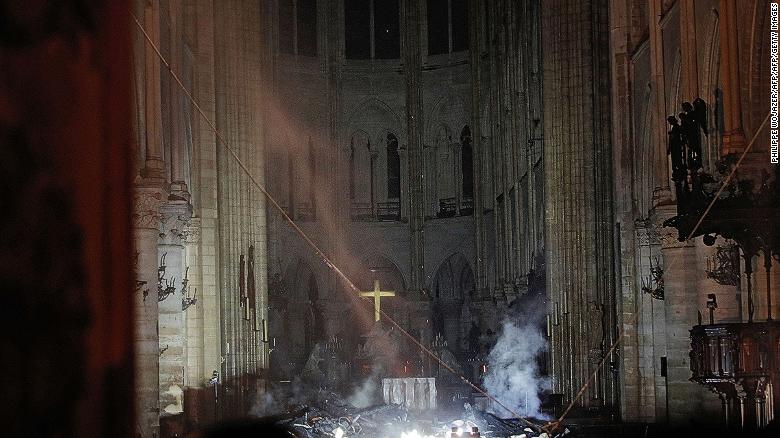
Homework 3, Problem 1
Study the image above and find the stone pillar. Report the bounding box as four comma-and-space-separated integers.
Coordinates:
133, 188, 165, 438
468, 0, 486, 294
142, 0, 166, 181
402, 0, 426, 296
657, 207, 720, 426
191, 0, 222, 401
649, 0, 670, 203
167, 0, 189, 198
718, 0, 746, 155
679, 0, 700, 101
158, 201, 192, 416
182, 218, 203, 389
213, 0, 268, 415
542, 0, 614, 408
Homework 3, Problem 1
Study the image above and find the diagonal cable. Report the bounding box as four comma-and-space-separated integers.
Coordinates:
131, 12, 544, 431
546, 112, 771, 432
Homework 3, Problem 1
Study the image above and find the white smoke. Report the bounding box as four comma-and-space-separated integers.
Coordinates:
347, 370, 380, 408
483, 319, 550, 419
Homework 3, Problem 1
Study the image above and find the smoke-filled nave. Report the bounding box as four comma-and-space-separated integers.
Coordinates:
2, 1, 779, 437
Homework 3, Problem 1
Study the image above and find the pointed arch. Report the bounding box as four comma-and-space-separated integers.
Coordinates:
281, 259, 324, 359
430, 253, 475, 351
343, 98, 404, 146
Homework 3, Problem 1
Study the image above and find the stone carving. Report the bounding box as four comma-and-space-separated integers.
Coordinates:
132, 189, 164, 229
181, 217, 201, 244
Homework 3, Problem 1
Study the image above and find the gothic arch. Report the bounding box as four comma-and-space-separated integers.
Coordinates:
430, 253, 475, 351
353, 253, 408, 294
343, 98, 404, 148
281, 259, 325, 361
426, 94, 469, 146
430, 253, 475, 299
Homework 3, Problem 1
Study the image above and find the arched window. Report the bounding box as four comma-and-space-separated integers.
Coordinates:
278, 0, 318, 56
345, 0, 400, 59
460, 125, 473, 199
386, 133, 400, 198
427, 0, 468, 55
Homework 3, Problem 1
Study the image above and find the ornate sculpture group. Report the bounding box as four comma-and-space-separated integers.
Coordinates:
667, 98, 708, 182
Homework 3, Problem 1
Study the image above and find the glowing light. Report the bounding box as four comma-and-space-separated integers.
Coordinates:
400, 430, 436, 438
333, 426, 345, 438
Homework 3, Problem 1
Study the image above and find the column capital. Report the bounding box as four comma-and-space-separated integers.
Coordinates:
650, 205, 694, 249
132, 187, 166, 230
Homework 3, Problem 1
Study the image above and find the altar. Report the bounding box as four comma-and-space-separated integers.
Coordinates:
382, 377, 437, 411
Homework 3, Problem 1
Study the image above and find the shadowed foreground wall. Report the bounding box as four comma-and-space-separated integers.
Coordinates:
0, 1, 134, 437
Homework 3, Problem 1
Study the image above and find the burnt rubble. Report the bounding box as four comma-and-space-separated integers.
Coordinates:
253, 389, 569, 438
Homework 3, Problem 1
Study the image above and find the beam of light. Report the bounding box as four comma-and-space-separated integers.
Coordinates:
130, 11, 554, 433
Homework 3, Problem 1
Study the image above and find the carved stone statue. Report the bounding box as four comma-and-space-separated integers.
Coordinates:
681, 100, 707, 171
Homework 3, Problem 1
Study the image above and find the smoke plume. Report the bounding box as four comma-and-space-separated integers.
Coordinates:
347, 369, 380, 408
483, 319, 550, 419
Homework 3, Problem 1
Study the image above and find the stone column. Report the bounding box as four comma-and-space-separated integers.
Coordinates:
182, 218, 203, 389
679, 0, 700, 101
213, 0, 267, 415
402, 0, 426, 296
158, 201, 192, 416
167, 0, 189, 198
542, 0, 614, 408
142, 0, 166, 181
132, 188, 165, 438
649, 0, 671, 203
718, 0, 746, 155
468, 0, 487, 294
656, 207, 720, 426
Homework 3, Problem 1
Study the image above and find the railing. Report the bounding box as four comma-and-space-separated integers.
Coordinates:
437, 197, 457, 218
377, 200, 401, 221
350, 202, 373, 221
460, 197, 474, 216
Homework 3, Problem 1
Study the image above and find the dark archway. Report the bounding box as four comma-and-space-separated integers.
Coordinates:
431, 253, 475, 352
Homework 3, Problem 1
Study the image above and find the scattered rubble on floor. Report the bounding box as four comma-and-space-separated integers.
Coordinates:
256, 390, 571, 438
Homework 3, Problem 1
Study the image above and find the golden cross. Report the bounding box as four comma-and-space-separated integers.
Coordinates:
360, 280, 396, 322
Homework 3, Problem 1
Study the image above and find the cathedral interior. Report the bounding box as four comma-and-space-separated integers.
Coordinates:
2, 0, 780, 437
